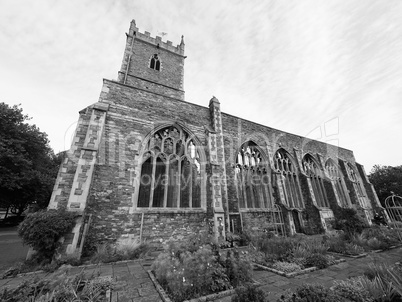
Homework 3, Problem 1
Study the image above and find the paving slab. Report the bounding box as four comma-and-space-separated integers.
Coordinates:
1, 247, 401, 301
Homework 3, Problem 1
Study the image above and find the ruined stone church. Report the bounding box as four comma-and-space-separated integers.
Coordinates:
48, 20, 382, 254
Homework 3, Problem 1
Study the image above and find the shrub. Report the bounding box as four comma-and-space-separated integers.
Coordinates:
90, 242, 121, 264
223, 249, 253, 287
333, 208, 366, 239
358, 275, 396, 302
344, 243, 365, 255
332, 278, 372, 302
292, 245, 312, 260
272, 261, 302, 273
305, 253, 328, 269
255, 236, 294, 262
238, 232, 252, 246
366, 238, 386, 250
231, 284, 267, 302
88, 237, 151, 264
18, 209, 76, 261
361, 226, 401, 250
364, 263, 402, 298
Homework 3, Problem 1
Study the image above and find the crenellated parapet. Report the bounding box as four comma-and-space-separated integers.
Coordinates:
128, 19, 185, 56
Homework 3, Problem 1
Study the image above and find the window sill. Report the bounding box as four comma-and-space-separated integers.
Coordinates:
133, 208, 206, 214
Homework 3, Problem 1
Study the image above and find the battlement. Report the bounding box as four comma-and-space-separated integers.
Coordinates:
128, 19, 185, 56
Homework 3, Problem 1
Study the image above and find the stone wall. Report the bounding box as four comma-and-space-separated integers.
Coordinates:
48, 20, 381, 255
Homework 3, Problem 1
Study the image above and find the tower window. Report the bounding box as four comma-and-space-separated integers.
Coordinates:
149, 54, 160, 71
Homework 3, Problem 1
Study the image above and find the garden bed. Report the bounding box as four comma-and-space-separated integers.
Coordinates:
148, 270, 261, 302
252, 258, 345, 278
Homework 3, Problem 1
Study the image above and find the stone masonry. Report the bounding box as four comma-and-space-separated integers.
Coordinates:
47, 20, 383, 255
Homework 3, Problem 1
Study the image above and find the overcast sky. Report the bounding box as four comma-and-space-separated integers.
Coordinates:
1, 0, 401, 173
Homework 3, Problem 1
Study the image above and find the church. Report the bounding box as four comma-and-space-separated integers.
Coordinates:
48, 20, 382, 254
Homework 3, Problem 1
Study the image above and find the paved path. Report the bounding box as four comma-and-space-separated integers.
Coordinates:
0, 248, 401, 301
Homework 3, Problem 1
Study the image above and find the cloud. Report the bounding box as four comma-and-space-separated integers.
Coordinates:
0, 0, 401, 170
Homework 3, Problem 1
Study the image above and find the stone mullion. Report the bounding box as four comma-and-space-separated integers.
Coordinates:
281, 174, 290, 206
248, 169, 255, 208
294, 174, 304, 208
314, 177, 324, 207
340, 177, 352, 207
289, 174, 299, 208
317, 177, 328, 207
241, 170, 248, 209
330, 179, 342, 207
149, 156, 157, 208
177, 158, 182, 208
163, 159, 170, 208
189, 162, 193, 209
264, 181, 272, 208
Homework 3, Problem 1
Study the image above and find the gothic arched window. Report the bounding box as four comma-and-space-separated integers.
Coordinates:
274, 149, 304, 208
137, 126, 202, 208
149, 54, 160, 71
346, 162, 368, 207
302, 154, 329, 208
325, 159, 350, 208
235, 142, 274, 209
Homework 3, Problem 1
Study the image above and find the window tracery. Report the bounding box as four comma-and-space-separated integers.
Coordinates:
235, 142, 274, 209
274, 149, 304, 208
137, 126, 201, 208
325, 159, 349, 207
346, 162, 368, 207
302, 154, 329, 208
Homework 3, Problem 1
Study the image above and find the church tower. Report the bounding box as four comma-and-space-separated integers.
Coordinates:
117, 20, 186, 101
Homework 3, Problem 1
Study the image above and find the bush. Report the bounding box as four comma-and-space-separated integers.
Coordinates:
363, 263, 402, 300
224, 249, 253, 287
361, 226, 400, 250
231, 284, 267, 302
254, 236, 294, 262
238, 232, 252, 246
344, 243, 365, 255
18, 209, 76, 261
305, 253, 328, 269
332, 278, 372, 302
333, 208, 366, 239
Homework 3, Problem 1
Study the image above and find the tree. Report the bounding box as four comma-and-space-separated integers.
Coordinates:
0, 102, 60, 216
368, 165, 402, 206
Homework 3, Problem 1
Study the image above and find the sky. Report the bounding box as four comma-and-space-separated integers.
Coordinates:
1, 0, 401, 173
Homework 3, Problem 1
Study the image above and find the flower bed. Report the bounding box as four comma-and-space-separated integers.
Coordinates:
149, 270, 255, 302
248, 233, 345, 277
325, 225, 402, 256
0, 270, 113, 301
151, 236, 255, 302
252, 255, 345, 278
